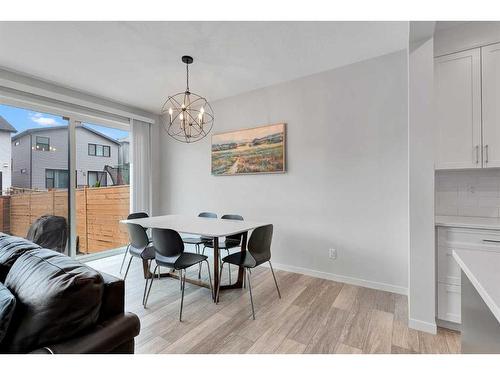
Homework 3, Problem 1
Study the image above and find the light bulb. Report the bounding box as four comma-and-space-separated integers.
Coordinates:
200, 107, 205, 114
168, 107, 173, 115
179, 113, 184, 120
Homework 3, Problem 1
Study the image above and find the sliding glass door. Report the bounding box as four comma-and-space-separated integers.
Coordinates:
74, 121, 131, 258
1, 102, 136, 260
0, 104, 70, 255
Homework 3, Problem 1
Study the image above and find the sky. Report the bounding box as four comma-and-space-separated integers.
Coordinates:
0, 104, 129, 140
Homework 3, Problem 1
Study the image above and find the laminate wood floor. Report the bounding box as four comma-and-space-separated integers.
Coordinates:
87, 254, 460, 354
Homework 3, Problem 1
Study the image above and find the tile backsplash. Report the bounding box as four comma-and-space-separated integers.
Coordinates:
435, 169, 500, 218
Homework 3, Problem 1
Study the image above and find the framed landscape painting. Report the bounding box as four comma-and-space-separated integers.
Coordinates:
211, 123, 286, 176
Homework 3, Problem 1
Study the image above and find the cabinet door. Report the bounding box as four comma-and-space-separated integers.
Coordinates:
435, 49, 482, 169
482, 43, 500, 168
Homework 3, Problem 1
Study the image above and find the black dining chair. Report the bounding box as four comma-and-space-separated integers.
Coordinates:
215, 224, 280, 320
144, 228, 213, 321
182, 212, 217, 278
123, 223, 156, 306
120, 212, 150, 274
203, 214, 244, 283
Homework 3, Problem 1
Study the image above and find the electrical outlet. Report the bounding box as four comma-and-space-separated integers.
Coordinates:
329, 248, 337, 260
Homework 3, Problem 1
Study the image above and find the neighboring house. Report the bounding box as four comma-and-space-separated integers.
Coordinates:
11, 125, 120, 189
117, 136, 129, 165
0, 116, 17, 193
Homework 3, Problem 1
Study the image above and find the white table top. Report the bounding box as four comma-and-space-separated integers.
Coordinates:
453, 249, 500, 324
120, 214, 269, 237
436, 215, 500, 231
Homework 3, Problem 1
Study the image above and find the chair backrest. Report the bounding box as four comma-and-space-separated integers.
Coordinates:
248, 224, 273, 265
127, 212, 149, 220
221, 214, 244, 243
127, 223, 150, 249
152, 228, 184, 258
199, 212, 217, 218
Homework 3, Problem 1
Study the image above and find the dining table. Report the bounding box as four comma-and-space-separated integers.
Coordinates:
120, 214, 269, 301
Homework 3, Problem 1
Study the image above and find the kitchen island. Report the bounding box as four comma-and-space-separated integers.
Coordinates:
453, 249, 500, 353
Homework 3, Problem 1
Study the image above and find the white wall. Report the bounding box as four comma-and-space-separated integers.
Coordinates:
408, 37, 437, 334
0, 131, 12, 191
159, 50, 409, 294
434, 22, 500, 56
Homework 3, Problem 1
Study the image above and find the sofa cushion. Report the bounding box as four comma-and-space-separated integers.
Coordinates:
2, 248, 104, 353
0, 282, 16, 344
0, 233, 41, 282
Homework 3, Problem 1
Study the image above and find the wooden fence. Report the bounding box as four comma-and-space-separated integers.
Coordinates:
6, 185, 130, 254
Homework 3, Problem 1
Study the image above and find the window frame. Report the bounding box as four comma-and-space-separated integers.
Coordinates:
88, 143, 110, 157
87, 170, 108, 187
45, 169, 69, 189
36, 136, 50, 151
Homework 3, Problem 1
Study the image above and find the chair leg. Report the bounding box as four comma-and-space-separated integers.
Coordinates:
197, 244, 202, 279
269, 261, 281, 299
123, 255, 133, 280
247, 268, 255, 320
227, 249, 231, 284
144, 265, 158, 308
120, 244, 130, 274
215, 262, 224, 304
204, 260, 214, 301
142, 259, 151, 306
179, 269, 186, 322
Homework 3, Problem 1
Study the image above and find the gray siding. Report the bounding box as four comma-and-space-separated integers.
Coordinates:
11, 127, 120, 189
11, 134, 31, 189
75, 128, 118, 187
31, 128, 69, 189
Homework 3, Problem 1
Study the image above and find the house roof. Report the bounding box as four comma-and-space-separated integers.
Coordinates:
0, 116, 17, 133
11, 124, 121, 145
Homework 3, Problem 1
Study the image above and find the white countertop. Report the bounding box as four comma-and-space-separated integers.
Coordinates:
453, 249, 500, 324
436, 215, 500, 231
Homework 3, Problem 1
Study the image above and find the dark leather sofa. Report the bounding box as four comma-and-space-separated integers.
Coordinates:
0, 233, 140, 354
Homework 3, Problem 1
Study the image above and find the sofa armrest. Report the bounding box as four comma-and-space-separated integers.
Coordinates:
30, 313, 140, 354
99, 271, 125, 321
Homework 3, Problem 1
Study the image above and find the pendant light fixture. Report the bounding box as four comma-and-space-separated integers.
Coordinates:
161, 56, 214, 143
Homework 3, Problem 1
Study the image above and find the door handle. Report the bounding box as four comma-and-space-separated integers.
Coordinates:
475, 145, 479, 164
485, 144, 489, 164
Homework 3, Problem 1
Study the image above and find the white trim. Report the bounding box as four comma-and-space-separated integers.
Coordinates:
269, 261, 408, 295
409, 317, 438, 334
0, 67, 156, 124
68, 119, 77, 258
0, 88, 130, 130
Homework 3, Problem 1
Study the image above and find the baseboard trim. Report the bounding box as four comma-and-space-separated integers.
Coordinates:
409, 318, 437, 334
268, 262, 408, 295
436, 319, 461, 332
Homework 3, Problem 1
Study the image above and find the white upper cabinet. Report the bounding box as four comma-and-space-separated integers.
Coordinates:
435, 49, 482, 170
481, 42, 500, 168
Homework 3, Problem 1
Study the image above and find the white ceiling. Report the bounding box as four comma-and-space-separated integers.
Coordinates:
0, 21, 408, 113
434, 21, 470, 31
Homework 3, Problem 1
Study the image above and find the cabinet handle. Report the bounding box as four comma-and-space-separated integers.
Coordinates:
485, 145, 489, 164
483, 239, 500, 244
475, 145, 479, 164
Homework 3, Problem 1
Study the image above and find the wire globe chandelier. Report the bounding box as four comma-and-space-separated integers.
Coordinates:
161, 56, 214, 143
